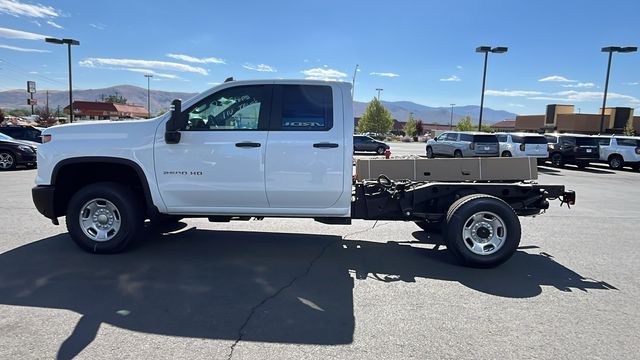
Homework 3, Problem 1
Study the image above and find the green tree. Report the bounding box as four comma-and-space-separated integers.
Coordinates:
8, 108, 30, 117
404, 113, 417, 137
455, 115, 474, 131
624, 123, 636, 136
0, 108, 5, 124
103, 93, 128, 104
357, 98, 393, 134
481, 123, 493, 133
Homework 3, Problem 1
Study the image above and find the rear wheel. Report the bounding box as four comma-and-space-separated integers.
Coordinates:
0, 151, 16, 171
501, 151, 512, 157
454, 150, 463, 158
551, 153, 564, 167
444, 194, 521, 268
608, 155, 623, 170
426, 146, 434, 158
66, 182, 144, 254
631, 163, 640, 171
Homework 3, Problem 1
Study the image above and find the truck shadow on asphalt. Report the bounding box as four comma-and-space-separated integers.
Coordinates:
0, 227, 616, 359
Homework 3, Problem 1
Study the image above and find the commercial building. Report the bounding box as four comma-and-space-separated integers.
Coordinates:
63, 101, 148, 121
515, 104, 639, 135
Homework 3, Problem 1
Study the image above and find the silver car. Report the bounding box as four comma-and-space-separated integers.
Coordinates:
426, 131, 499, 158
593, 135, 640, 170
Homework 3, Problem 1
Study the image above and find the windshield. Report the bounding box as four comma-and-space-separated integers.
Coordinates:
0, 133, 14, 141
576, 137, 598, 146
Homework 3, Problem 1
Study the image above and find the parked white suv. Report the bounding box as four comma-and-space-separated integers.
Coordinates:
495, 133, 549, 160
593, 135, 640, 170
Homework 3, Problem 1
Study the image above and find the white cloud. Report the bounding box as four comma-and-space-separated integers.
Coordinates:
30, 20, 40, 26
207, 82, 221, 86
526, 90, 639, 104
242, 63, 276, 72
79, 58, 208, 75
0, 26, 47, 40
485, 90, 544, 97
538, 75, 577, 82
456, 65, 463, 69
440, 75, 461, 82
118, 68, 181, 79
370, 72, 399, 78
28, 70, 37, 74
301, 67, 347, 81
89, 23, 106, 30
46, 20, 62, 29
0, 0, 60, 18
166, 53, 225, 64
507, 103, 525, 108
561, 82, 595, 88
0, 44, 49, 52
623, 82, 639, 86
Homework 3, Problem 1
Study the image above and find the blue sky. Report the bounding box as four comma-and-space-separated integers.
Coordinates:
0, 0, 638, 114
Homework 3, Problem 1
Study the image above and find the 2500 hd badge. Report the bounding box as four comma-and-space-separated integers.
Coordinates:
163, 170, 203, 176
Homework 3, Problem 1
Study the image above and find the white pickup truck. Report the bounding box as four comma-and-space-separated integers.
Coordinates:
32, 79, 575, 267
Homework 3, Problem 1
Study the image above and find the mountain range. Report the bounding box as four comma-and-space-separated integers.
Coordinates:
0, 85, 517, 124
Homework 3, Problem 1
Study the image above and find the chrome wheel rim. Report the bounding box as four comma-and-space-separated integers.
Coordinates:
461, 211, 507, 256
377, 147, 385, 154
79, 198, 122, 242
611, 158, 621, 169
0, 153, 14, 169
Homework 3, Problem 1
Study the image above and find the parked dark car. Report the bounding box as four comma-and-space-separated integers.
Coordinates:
543, 133, 599, 168
354, 135, 390, 154
0, 132, 38, 170
0, 125, 43, 143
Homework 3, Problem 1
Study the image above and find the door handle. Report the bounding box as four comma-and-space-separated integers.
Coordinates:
313, 143, 339, 148
235, 142, 261, 148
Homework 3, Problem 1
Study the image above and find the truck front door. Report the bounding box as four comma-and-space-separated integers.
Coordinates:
154, 85, 272, 212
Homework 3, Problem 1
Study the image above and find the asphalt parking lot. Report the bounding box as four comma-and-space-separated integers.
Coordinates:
1, 143, 639, 359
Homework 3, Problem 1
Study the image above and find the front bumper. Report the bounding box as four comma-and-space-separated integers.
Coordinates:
32, 185, 56, 221
16, 152, 36, 165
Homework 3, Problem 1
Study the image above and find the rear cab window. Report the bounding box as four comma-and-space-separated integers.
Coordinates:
472, 134, 498, 143
271, 85, 333, 131
459, 134, 473, 142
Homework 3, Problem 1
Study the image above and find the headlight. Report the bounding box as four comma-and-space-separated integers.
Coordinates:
18, 145, 34, 153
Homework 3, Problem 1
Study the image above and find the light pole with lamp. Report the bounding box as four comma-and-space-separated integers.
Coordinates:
45, 37, 80, 123
476, 46, 508, 131
599, 46, 637, 133
144, 74, 153, 118
376, 88, 383, 100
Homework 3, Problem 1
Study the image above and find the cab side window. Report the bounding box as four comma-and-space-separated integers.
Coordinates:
597, 138, 611, 146
436, 133, 447, 141
271, 85, 333, 131
496, 135, 507, 142
185, 85, 267, 131
445, 133, 458, 141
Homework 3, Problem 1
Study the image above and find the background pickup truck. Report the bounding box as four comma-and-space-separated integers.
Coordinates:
32, 79, 574, 268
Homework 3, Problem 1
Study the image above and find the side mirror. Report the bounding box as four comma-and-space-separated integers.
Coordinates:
165, 99, 185, 144
434, 137, 438, 142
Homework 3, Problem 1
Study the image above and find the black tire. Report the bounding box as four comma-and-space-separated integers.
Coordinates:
66, 182, 144, 254
0, 150, 17, 171
608, 155, 623, 170
415, 220, 443, 233
376, 146, 386, 155
631, 164, 640, 171
426, 146, 434, 158
444, 194, 521, 268
536, 158, 547, 166
454, 150, 463, 158
551, 153, 564, 168
501, 151, 512, 157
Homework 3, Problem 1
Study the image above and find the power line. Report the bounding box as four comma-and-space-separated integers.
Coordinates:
0, 58, 67, 87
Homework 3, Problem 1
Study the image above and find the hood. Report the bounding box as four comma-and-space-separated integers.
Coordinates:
0, 138, 37, 148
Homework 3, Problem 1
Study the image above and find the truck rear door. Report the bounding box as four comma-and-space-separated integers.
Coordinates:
264, 84, 345, 209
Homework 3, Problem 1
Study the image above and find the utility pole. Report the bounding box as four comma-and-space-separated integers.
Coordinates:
351, 64, 359, 99
144, 74, 153, 118
599, 46, 637, 133
46, 90, 49, 113
450, 103, 456, 130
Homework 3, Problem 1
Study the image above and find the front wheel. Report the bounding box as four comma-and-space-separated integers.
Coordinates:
66, 182, 144, 254
444, 194, 521, 268
0, 151, 16, 171
551, 153, 564, 168
426, 146, 434, 158
376, 146, 386, 155
454, 150, 463, 158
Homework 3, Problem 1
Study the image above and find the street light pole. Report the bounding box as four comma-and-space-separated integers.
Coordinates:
144, 74, 153, 118
351, 64, 359, 99
450, 103, 456, 130
476, 46, 508, 131
376, 88, 383, 100
45, 37, 79, 123
599, 46, 637, 133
